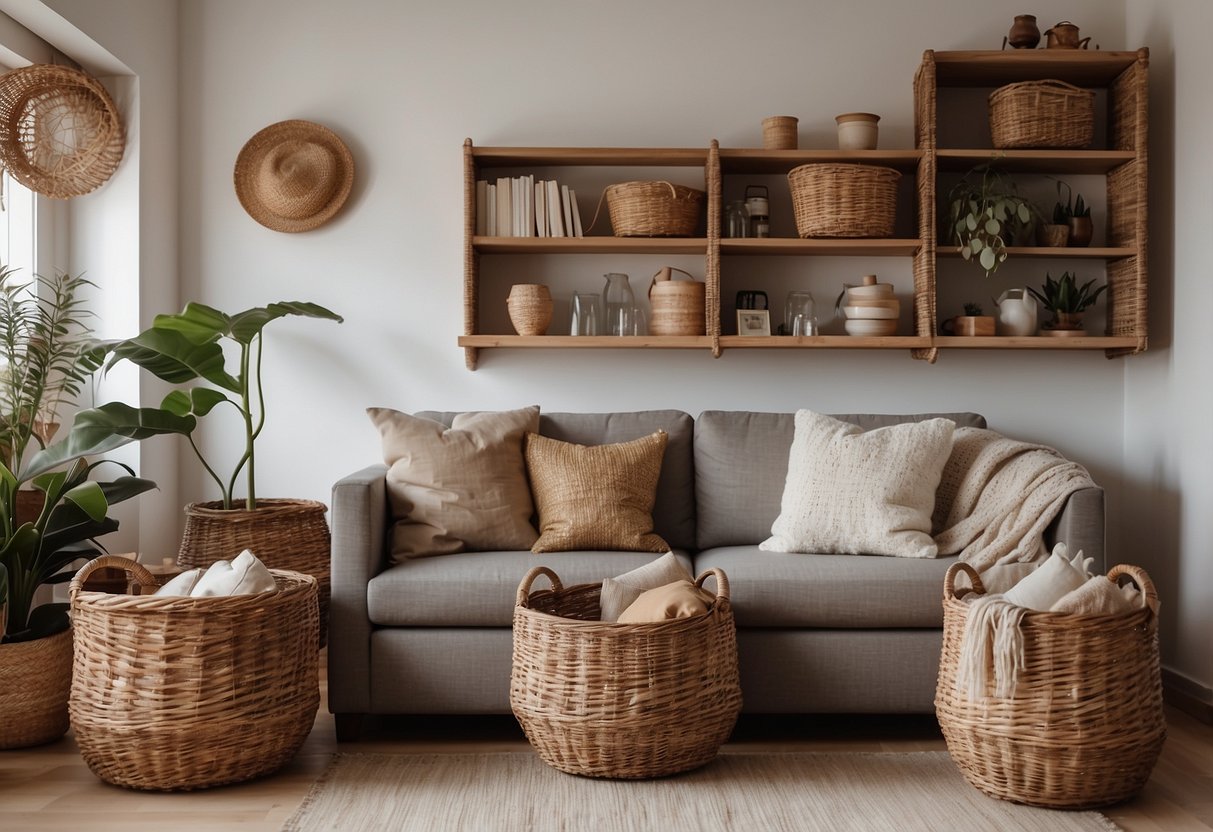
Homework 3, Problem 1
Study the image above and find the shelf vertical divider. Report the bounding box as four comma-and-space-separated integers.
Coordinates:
913, 51, 939, 362
462, 138, 480, 370
706, 139, 722, 357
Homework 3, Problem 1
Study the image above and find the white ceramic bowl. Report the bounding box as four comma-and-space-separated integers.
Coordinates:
845, 283, 894, 299
844, 305, 898, 320
844, 318, 898, 336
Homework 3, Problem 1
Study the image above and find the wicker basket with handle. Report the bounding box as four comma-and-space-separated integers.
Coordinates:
68, 555, 319, 791
989, 79, 1095, 149
787, 163, 900, 238
935, 562, 1165, 809
511, 565, 741, 779
605, 180, 704, 237
648, 267, 706, 336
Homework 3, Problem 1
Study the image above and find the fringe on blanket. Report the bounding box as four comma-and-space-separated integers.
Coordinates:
956, 595, 1027, 701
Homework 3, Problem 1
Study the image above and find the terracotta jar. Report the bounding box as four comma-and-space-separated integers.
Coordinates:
1008, 15, 1041, 49
1068, 216, 1094, 248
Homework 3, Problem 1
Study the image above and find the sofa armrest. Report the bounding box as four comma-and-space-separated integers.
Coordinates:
1043, 486, 1105, 573
328, 464, 389, 715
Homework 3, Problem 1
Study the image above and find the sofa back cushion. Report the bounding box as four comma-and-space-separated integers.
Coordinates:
694, 411, 988, 549
417, 410, 696, 551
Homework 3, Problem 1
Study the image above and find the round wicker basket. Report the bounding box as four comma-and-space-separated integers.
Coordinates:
606, 180, 704, 237
787, 163, 900, 238
762, 115, 798, 150
988, 80, 1095, 149
68, 556, 319, 791
511, 566, 741, 779
936, 562, 1165, 809
0, 64, 125, 198
0, 626, 72, 749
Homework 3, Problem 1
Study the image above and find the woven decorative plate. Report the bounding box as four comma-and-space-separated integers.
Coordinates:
0, 64, 125, 199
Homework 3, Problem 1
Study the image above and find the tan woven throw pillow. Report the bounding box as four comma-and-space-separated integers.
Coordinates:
526, 430, 670, 553
760, 410, 955, 558
368, 406, 540, 561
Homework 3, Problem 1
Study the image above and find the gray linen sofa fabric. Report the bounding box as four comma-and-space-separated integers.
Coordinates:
329, 410, 1105, 734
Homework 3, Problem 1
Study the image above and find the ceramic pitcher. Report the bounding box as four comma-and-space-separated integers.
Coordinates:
994, 288, 1038, 336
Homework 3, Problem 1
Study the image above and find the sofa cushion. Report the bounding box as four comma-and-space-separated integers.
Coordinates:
367, 549, 694, 627
694, 411, 988, 549
693, 546, 958, 628
526, 430, 670, 553
419, 410, 696, 550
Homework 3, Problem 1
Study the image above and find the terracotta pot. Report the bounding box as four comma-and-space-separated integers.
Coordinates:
1068, 216, 1093, 247
506, 284, 553, 336
1037, 223, 1070, 247
1044, 311, 1087, 334
1008, 15, 1041, 49
0, 627, 73, 748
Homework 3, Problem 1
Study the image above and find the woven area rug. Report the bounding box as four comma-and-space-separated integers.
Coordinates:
282, 751, 1120, 832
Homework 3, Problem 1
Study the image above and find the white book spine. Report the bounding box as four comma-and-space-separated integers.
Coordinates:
495, 178, 511, 237
570, 188, 584, 237
547, 180, 565, 237
487, 183, 496, 236
475, 180, 487, 236
560, 185, 574, 239
535, 180, 547, 237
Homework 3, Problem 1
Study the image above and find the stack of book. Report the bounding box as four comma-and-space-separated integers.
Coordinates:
475, 176, 584, 237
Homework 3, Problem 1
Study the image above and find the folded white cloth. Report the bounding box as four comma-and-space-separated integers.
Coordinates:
154, 568, 202, 596
599, 552, 693, 622
1050, 575, 1141, 615
154, 550, 276, 597
1002, 545, 1087, 611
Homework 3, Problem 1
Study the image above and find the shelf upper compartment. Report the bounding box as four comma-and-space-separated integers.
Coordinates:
721, 239, 921, 256
929, 50, 1145, 87
719, 149, 922, 173
471, 147, 708, 167
936, 149, 1136, 174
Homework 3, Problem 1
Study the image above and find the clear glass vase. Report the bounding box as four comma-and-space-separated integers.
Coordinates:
603, 273, 636, 337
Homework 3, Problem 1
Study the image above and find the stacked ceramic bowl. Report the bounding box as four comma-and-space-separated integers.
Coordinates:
842, 275, 899, 336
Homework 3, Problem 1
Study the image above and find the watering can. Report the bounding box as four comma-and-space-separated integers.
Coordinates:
994, 288, 1038, 336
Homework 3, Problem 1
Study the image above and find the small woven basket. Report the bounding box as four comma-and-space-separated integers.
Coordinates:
179, 498, 330, 646
511, 565, 741, 779
606, 180, 704, 237
762, 115, 798, 150
787, 163, 900, 238
68, 556, 319, 791
936, 562, 1165, 809
989, 80, 1095, 149
648, 267, 706, 336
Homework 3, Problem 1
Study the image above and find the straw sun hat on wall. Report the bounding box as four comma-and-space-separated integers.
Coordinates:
234, 119, 354, 233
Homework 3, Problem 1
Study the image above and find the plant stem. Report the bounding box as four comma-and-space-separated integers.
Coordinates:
241, 339, 255, 511
188, 434, 229, 507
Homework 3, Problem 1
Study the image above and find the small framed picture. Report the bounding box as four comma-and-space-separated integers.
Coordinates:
737, 309, 771, 337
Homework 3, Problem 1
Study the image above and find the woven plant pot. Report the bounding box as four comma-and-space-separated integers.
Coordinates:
511, 566, 741, 779
936, 562, 1165, 809
179, 499, 330, 646
788, 163, 899, 238
0, 627, 73, 749
69, 556, 319, 790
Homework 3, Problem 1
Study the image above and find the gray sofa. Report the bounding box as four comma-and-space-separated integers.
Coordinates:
329, 410, 1104, 740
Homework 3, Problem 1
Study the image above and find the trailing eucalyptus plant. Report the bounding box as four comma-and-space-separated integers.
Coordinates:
946, 164, 1037, 277
101, 301, 343, 511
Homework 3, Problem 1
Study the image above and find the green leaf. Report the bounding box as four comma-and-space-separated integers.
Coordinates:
22, 403, 196, 482
228, 302, 343, 345
970, 239, 984, 254
965, 215, 977, 232
107, 328, 240, 391
979, 247, 997, 271
1017, 203, 1031, 224
62, 480, 107, 523
984, 219, 1000, 236
162, 388, 230, 418
152, 302, 231, 344
961, 247, 972, 261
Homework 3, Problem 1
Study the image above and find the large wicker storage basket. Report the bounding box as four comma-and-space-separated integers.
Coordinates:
936, 562, 1165, 809
68, 556, 320, 791
989, 80, 1095, 149
787, 163, 900, 238
511, 566, 741, 779
606, 180, 704, 237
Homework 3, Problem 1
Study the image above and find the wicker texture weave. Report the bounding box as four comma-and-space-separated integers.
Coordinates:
912, 54, 938, 363
511, 566, 741, 779
762, 116, 798, 150
0, 627, 72, 749
606, 180, 704, 237
989, 80, 1095, 149
178, 499, 330, 645
936, 562, 1165, 809
68, 556, 319, 791
788, 164, 900, 238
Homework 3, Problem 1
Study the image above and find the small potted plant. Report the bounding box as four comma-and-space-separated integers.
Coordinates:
1028, 271, 1107, 336
1052, 179, 1093, 247
946, 164, 1037, 276
944, 302, 995, 336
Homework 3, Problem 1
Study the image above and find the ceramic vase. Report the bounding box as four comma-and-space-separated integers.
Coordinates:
1068, 216, 1094, 247
1008, 15, 1041, 49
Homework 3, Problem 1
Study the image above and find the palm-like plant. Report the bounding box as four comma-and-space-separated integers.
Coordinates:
1028, 271, 1107, 314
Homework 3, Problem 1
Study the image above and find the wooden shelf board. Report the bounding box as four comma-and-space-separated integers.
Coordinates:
458, 335, 713, 349
721, 238, 921, 256
937, 149, 1136, 174
939, 245, 1136, 259
718, 335, 931, 349
474, 236, 708, 254
472, 146, 708, 167
719, 149, 923, 173
930, 50, 1143, 87
934, 335, 1139, 349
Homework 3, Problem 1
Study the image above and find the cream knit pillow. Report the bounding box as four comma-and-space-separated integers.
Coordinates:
760, 410, 956, 558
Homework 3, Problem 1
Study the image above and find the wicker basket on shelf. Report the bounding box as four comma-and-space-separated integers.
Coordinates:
935, 562, 1165, 810
787, 163, 900, 238
605, 180, 704, 237
989, 80, 1095, 149
68, 556, 319, 791
511, 565, 741, 779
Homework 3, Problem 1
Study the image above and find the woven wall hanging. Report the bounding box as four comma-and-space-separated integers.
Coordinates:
0, 64, 125, 199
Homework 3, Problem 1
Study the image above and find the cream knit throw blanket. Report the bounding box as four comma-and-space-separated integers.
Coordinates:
956, 595, 1028, 700
932, 427, 1097, 572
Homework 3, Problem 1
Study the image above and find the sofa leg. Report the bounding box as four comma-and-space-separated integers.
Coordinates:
335, 713, 364, 742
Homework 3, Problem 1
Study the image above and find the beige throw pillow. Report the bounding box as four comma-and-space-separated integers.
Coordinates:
617, 580, 715, 624
526, 430, 670, 553
760, 410, 956, 558
369, 406, 540, 561
599, 552, 693, 622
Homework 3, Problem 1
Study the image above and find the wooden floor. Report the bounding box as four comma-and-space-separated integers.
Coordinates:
1, 660, 1209, 831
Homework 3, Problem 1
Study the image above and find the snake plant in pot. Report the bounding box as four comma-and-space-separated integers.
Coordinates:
102, 301, 342, 641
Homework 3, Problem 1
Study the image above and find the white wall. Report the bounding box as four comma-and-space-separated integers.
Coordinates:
28, 0, 1211, 696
